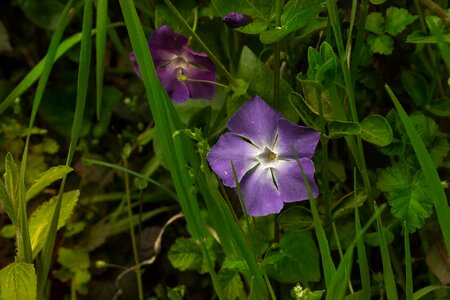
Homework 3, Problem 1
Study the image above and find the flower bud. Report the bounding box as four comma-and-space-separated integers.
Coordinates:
222, 12, 253, 28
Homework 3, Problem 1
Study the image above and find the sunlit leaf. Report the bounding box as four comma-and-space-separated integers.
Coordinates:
0, 263, 37, 300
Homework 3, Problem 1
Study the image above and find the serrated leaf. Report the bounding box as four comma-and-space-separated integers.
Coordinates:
430, 137, 449, 167
3, 153, 19, 220
0, 262, 37, 300
365, 12, 384, 35
368, 34, 394, 55
264, 231, 320, 283
259, 0, 324, 44
168, 237, 216, 274
361, 114, 393, 146
410, 113, 438, 146
377, 165, 433, 233
26, 165, 73, 201
401, 71, 429, 107
327, 120, 361, 139
385, 7, 417, 36
0, 181, 15, 225
28, 190, 79, 258
427, 98, 450, 117
218, 269, 245, 300
53, 247, 91, 295
278, 206, 313, 231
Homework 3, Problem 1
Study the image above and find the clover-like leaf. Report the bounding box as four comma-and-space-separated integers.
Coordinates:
368, 34, 394, 55
365, 12, 384, 35
385, 7, 417, 36
168, 237, 216, 274
377, 164, 434, 232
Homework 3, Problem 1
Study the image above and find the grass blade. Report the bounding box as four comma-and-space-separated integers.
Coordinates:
95, 0, 108, 120
404, 221, 413, 300
37, 0, 92, 297
386, 84, 450, 257
355, 205, 371, 299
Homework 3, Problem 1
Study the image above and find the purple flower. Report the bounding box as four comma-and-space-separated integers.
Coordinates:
130, 25, 216, 103
222, 12, 253, 28
207, 97, 320, 216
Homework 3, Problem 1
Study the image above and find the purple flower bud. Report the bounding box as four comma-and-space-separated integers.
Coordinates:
207, 97, 320, 216
130, 25, 216, 103
222, 12, 253, 28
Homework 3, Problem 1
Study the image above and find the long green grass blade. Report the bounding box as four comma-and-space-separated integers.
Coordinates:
404, 221, 413, 300
385, 84, 450, 257
95, 0, 108, 120
375, 204, 398, 300
355, 206, 371, 300
118, 1, 224, 298
37, 0, 92, 297
413, 286, 450, 300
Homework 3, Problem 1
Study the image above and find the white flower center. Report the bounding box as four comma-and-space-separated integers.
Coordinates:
257, 147, 278, 168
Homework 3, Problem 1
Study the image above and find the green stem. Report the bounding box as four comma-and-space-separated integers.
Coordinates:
273, 0, 283, 109
404, 221, 413, 300
418, 0, 450, 28
123, 159, 144, 300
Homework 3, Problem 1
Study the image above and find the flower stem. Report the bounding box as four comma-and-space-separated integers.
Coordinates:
123, 159, 144, 300
180, 76, 230, 89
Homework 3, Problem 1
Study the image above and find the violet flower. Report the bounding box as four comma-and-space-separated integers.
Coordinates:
130, 25, 216, 103
222, 12, 253, 28
207, 97, 320, 216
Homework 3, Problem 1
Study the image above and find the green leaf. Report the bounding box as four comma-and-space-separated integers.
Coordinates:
327, 121, 361, 139
385, 7, 417, 36
410, 113, 438, 147
365, 12, 384, 35
218, 269, 245, 300
427, 98, 450, 117
289, 92, 320, 130
333, 188, 367, 218
300, 80, 335, 120
401, 71, 429, 107
307, 42, 338, 87
259, 0, 325, 44
278, 206, 313, 231
0, 263, 37, 300
16, 0, 64, 30
264, 231, 320, 283
377, 165, 433, 233
360, 114, 393, 146
364, 228, 395, 246
26, 165, 73, 202
28, 190, 79, 258
380, 110, 407, 156
430, 136, 449, 167
407, 31, 450, 43
168, 237, 216, 274
236, 46, 297, 121
368, 34, 394, 55
232, 79, 249, 100
0, 181, 15, 225
3, 153, 19, 220
53, 247, 91, 295
369, 0, 386, 4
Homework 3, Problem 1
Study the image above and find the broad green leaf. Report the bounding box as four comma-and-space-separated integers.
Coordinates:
410, 113, 438, 147
0, 224, 15, 239
218, 269, 245, 300
53, 247, 91, 295
264, 231, 320, 283
3, 153, 19, 219
377, 165, 433, 233
365, 12, 384, 35
300, 80, 334, 120
427, 98, 450, 117
401, 71, 429, 107
236, 46, 297, 121
380, 110, 407, 156
168, 237, 216, 274
360, 114, 393, 146
327, 120, 360, 139
0, 181, 15, 225
289, 92, 320, 130
333, 188, 367, 218
430, 136, 449, 167
259, 0, 325, 44
232, 79, 249, 100
278, 206, 313, 231
28, 190, 79, 258
307, 42, 337, 87
364, 228, 395, 246
368, 34, 394, 55
385, 7, 417, 36
16, 0, 64, 30
26, 165, 73, 201
0, 262, 37, 300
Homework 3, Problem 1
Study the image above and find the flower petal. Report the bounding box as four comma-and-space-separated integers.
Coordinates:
273, 158, 319, 203
129, 52, 141, 78
207, 133, 260, 187
184, 46, 216, 73
227, 97, 283, 148
239, 166, 283, 216
184, 67, 216, 100
148, 25, 187, 64
275, 119, 321, 159
156, 66, 189, 103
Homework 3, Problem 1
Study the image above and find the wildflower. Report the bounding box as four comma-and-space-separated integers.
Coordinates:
207, 97, 320, 216
130, 25, 216, 103
222, 12, 253, 28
